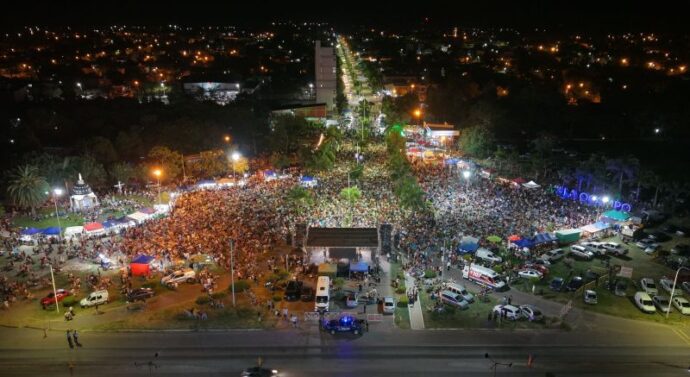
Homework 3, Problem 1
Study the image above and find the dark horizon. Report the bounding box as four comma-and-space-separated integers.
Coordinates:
1, 0, 686, 33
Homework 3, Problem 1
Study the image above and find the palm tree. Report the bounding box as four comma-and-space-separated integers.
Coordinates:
340, 186, 362, 226
606, 156, 639, 195
287, 186, 314, 215
7, 165, 49, 217
638, 170, 663, 207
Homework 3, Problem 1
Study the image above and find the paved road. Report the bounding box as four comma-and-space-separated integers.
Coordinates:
1, 322, 689, 377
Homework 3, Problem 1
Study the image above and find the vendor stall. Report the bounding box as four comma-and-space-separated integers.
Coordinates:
555, 229, 582, 244
130, 255, 156, 277
317, 263, 337, 279
84, 222, 105, 236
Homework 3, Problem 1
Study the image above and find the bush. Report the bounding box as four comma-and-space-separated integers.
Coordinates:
196, 295, 211, 305
395, 286, 406, 294
210, 292, 227, 300
397, 296, 409, 307
62, 297, 78, 307
229, 280, 250, 293
272, 295, 282, 302
493, 265, 503, 274
424, 269, 437, 279
333, 277, 345, 290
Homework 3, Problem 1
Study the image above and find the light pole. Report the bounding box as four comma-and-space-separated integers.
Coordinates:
153, 169, 162, 205
52, 188, 63, 242
49, 264, 59, 314
462, 170, 471, 186
229, 239, 236, 307
485, 353, 512, 377
666, 266, 690, 318
231, 152, 241, 180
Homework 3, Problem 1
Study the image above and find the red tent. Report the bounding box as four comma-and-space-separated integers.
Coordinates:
83, 222, 104, 232
508, 235, 522, 242
130, 255, 155, 277
511, 177, 527, 185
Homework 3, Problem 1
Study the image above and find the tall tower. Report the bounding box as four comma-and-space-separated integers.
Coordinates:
315, 40, 337, 112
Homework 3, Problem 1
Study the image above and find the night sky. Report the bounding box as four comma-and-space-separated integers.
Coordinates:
2, 0, 685, 31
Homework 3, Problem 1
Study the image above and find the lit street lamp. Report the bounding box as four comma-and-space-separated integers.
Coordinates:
153, 169, 162, 205
52, 188, 63, 241
231, 152, 241, 179
666, 266, 690, 318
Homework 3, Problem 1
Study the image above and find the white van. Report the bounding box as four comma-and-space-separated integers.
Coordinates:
463, 264, 507, 290
634, 291, 656, 313
475, 248, 502, 264
569, 245, 594, 260
80, 290, 109, 308
383, 296, 395, 314
315, 276, 330, 312
445, 282, 475, 303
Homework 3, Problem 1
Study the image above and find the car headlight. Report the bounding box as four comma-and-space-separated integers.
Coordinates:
272, 369, 279, 374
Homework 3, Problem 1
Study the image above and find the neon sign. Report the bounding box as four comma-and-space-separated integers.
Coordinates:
553, 185, 632, 212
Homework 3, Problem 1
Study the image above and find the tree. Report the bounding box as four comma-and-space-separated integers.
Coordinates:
231, 156, 249, 175
395, 174, 427, 210
458, 126, 495, 158
270, 152, 291, 170
109, 162, 136, 184
6, 165, 49, 216
189, 150, 227, 178
606, 156, 639, 196
269, 115, 315, 156
83, 136, 118, 164
287, 185, 314, 215
147, 146, 184, 182
74, 156, 107, 188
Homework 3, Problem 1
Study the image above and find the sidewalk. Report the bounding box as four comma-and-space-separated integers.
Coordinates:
404, 272, 425, 330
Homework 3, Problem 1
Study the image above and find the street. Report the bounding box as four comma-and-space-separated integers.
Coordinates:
1, 322, 689, 377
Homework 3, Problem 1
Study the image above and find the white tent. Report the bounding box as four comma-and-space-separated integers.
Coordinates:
126, 211, 151, 224
522, 180, 541, 189
64, 226, 84, 239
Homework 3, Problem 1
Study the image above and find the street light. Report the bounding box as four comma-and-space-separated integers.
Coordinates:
224, 135, 231, 143
231, 152, 241, 179
666, 266, 690, 318
602, 196, 610, 204
153, 169, 162, 205
485, 353, 512, 377
52, 188, 63, 241
462, 170, 471, 179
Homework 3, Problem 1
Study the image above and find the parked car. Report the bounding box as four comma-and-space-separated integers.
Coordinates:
682, 281, 690, 294
584, 290, 598, 304
80, 290, 109, 308
161, 269, 196, 286
519, 304, 543, 321
383, 296, 395, 314
652, 296, 672, 313
41, 289, 71, 309
440, 290, 470, 309
659, 277, 680, 296
476, 248, 503, 264
648, 232, 671, 242
493, 304, 522, 320
300, 286, 314, 302
322, 315, 363, 335
283, 280, 303, 301
640, 278, 658, 295
672, 296, 690, 315
541, 248, 566, 263
634, 292, 656, 313
345, 292, 359, 308
569, 245, 594, 260
566, 276, 584, 291
602, 242, 628, 256
241, 366, 279, 377
518, 269, 543, 280
614, 279, 628, 297
581, 241, 603, 255
671, 244, 690, 255
126, 288, 155, 302
445, 283, 475, 303
550, 277, 564, 291
520, 263, 549, 276
635, 238, 658, 250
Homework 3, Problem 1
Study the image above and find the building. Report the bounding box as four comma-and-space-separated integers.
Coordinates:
70, 174, 99, 212
315, 40, 337, 112
271, 103, 328, 119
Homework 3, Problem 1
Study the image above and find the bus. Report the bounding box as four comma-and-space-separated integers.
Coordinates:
315, 276, 330, 312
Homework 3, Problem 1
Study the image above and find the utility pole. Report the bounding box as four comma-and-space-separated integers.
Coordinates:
229, 239, 236, 307
49, 265, 59, 314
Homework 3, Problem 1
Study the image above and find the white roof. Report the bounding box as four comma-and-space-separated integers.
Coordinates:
522, 181, 540, 189
127, 212, 151, 223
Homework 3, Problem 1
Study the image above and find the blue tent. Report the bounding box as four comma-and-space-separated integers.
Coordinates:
444, 158, 460, 165
457, 236, 479, 254
21, 227, 41, 236
131, 255, 155, 264
102, 220, 118, 228
41, 227, 61, 235
532, 233, 557, 245
301, 176, 315, 182
349, 261, 369, 273
513, 238, 534, 249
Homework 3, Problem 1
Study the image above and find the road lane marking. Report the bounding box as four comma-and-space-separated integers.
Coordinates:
671, 328, 690, 346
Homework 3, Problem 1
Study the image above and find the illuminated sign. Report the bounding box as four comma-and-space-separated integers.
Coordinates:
553, 186, 632, 212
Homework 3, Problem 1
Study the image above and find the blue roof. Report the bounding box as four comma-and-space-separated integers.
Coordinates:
41, 227, 61, 235
131, 255, 155, 264
301, 176, 315, 182
21, 227, 41, 235
532, 233, 557, 245
457, 236, 479, 254
513, 238, 534, 248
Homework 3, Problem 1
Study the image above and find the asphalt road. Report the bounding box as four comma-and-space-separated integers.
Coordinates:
1, 321, 689, 377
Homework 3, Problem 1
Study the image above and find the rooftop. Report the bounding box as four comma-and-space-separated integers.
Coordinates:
305, 227, 379, 248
